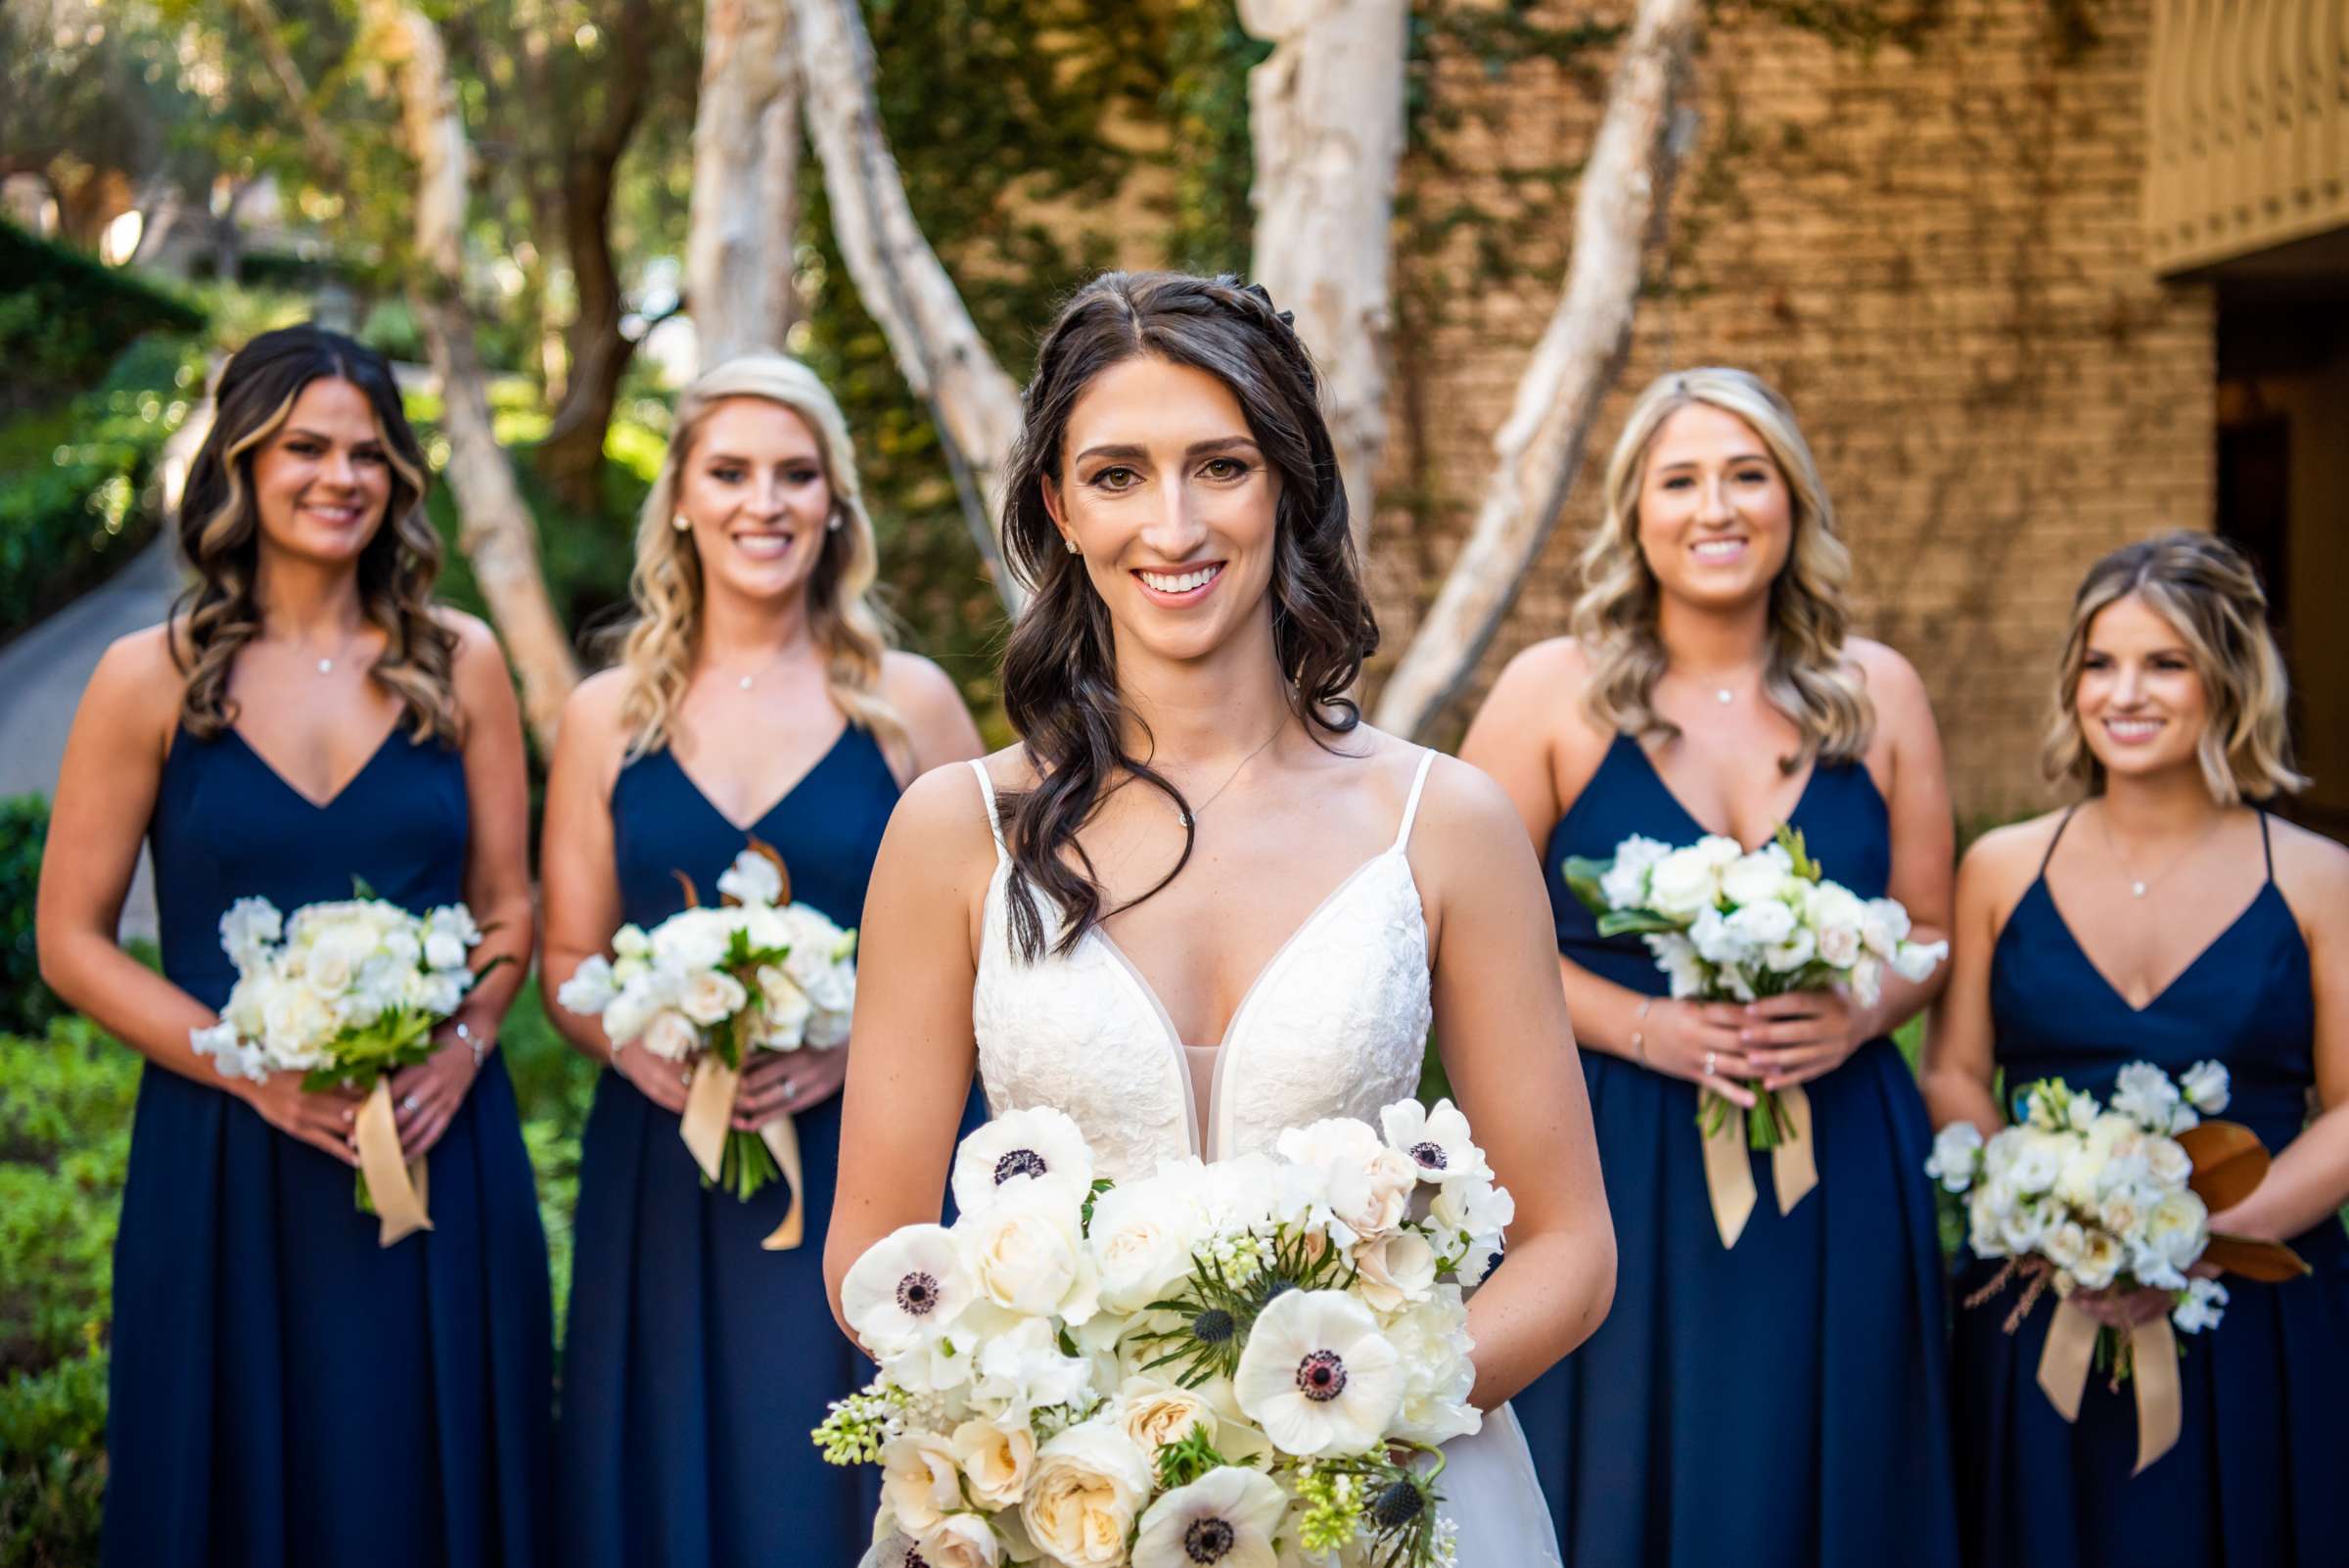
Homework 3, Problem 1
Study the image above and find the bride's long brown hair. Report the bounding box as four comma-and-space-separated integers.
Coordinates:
995, 271, 1379, 961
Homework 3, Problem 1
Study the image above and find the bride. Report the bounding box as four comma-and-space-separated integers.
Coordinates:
824, 271, 1615, 1564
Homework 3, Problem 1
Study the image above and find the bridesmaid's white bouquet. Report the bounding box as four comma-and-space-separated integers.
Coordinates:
1564, 826, 1946, 1150
817, 1098, 1515, 1568
558, 848, 855, 1208
191, 890, 494, 1239
1927, 1061, 2305, 1471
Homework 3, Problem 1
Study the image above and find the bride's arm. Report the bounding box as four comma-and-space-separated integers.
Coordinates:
1417, 755, 1616, 1409
823, 761, 996, 1344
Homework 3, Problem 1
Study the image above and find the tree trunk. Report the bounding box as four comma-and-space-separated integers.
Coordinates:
1238, 0, 1406, 560
372, 0, 581, 748
535, 0, 660, 515
1372, 0, 1702, 741
790, 0, 1025, 612
688, 0, 804, 369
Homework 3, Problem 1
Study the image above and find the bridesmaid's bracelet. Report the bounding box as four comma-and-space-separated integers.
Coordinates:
1629, 998, 1652, 1064
452, 1019, 489, 1068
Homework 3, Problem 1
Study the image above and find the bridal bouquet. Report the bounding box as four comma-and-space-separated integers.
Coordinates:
191, 890, 491, 1244
816, 1098, 1515, 1568
558, 846, 853, 1249
1926, 1061, 2305, 1471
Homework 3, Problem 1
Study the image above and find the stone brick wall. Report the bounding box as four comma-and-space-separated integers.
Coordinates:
1369, 0, 2216, 822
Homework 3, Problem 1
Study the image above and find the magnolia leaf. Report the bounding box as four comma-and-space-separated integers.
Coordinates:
2181, 1120, 2270, 1213
1596, 908, 1682, 937
2199, 1232, 2310, 1283
671, 868, 701, 909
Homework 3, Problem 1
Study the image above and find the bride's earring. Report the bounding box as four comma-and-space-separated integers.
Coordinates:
1063, 535, 1080, 555
671, 513, 691, 533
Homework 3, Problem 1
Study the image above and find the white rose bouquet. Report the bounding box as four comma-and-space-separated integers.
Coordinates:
558, 846, 853, 1248
1926, 1061, 2306, 1471
816, 1097, 1515, 1568
191, 887, 495, 1243
1564, 826, 1947, 1152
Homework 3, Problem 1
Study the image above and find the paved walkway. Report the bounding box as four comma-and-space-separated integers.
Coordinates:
0, 535, 186, 939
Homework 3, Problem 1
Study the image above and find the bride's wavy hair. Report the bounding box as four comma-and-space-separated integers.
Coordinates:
997, 270, 1379, 960
1569, 367, 1871, 772
172, 324, 456, 742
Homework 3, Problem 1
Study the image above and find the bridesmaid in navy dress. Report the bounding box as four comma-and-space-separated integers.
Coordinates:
35, 325, 552, 1566
1923, 531, 2349, 1567
1463, 368, 1960, 1566
540, 352, 984, 1567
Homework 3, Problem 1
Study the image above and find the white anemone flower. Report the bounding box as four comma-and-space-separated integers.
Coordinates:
1231, 1289, 1403, 1457
951, 1106, 1097, 1216
1129, 1466, 1288, 1568
1378, 1097, 1489, 1186
842, 1224, 976, 1356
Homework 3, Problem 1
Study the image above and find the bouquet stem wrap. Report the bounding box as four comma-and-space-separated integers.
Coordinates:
679, 1058, 806, 1251
354, 1078, 433, 1247
1700, 1083, 1817, 1247
2036, 1301, 2181, 1474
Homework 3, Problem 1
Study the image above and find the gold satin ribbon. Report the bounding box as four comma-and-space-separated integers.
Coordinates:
678, 1056, 807, 1251
354, 1077, 433, 1248
2036, 1301, 2183, 1474
1700, 1084, 1818, 1248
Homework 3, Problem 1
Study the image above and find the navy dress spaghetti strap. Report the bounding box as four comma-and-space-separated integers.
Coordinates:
106, 724, 554, 1568
557, 723, 979, 1566
1513, 730, 1959, 1568
1955, 808, 2349, 1568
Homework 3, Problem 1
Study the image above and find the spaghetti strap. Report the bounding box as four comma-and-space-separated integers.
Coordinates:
1393, 748, 1439, 852
2038, 805, 2079, 878
2259, 807, 2275, 881
968, 759, 1009, 863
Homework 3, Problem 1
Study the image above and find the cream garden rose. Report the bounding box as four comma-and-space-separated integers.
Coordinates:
1020, 1421, 1153, 1568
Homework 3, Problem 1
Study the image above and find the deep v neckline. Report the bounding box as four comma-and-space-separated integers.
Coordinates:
1620, 731, 1821, 853
2031, 876, 2275, 1017
666, 722, 850, 834
227, 720, 404, 811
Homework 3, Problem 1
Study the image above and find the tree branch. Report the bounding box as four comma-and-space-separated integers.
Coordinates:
687, 0, 805, 367
1372, 0, 1703, 740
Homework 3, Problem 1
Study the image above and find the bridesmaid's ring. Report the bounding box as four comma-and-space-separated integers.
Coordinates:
400, 1093, 421, 1114
781, 1078, 797, 1101
1703, 1050, 1718, 1079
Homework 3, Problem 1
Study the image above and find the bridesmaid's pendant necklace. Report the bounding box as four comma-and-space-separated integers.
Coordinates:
2096, 801, 2226, 899
308, 626, 361, 676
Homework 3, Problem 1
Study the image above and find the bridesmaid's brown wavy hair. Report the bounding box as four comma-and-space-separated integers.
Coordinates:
996, 271, 1379, 961
172, 325, 457, 742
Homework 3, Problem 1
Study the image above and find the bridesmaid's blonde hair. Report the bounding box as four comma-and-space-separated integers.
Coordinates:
616, 353, 902, 759
2045, 530, 2305, 803
1568, 367, 1872, 773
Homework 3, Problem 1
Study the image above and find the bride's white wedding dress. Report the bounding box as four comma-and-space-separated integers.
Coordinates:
965, 754, 1562, 1566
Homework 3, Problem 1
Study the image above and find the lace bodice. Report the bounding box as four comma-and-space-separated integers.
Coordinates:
969, 752, 1438, 1176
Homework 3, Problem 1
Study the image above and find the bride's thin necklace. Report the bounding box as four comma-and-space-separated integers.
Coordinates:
2096, 799, 2226, 899
1164, 718, 1285, 830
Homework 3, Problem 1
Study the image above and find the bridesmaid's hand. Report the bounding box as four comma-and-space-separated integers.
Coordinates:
612, 1041, 694, 1115
1645, 1000, 1758, 1107
242, 1073, 363, 1166
731, 1043, 851, 1130
389, 1033, 482, 1160
2065, 1284, 2177, 1330
1741, 991, 1868, 1089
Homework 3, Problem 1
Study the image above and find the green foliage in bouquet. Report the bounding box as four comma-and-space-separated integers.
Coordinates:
1134, 1229, 1359, 1389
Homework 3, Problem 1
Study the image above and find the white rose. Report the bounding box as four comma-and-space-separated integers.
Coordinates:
421, 930, 467, 972
2143, 1188, 2209, 1276
260, 982, 336, 1062
640, 1009, 702, 1062
2180, 1060, 2231, 1116
1646, 845, 1727, 918
557, 956, 619, 1016
1087, 1176, 1206, 1314
1274, 1117, 1418, 1243
1352, 1230, 1439, 1312
913, 1515, 1000, 1568
1689, 906, 1750, 968
1020, 1422, 1153, 1568
2071, 1228, 2124, 1290
1805, 882, 1866, 968
1725, 899, 1798, 952
956, 1174, 1099, 1323
1858, 897, 1912, 958
678, 968, 749, 1027
612, 923, 652, 960
1721, 845, 1796, 908
951, 1416, 1036, 1509
2143, 1135, 2193, 1189
1599, 835, 1674, 910
1115, 1375, 1217, 1457
1966, 1185, 2011, 1260
2043, 1220, 2089, 1276
753, 965, 812, 1046
880, 1431, 962, 1536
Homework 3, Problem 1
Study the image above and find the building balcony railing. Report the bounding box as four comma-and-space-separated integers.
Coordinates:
2145, 0, 2349, 275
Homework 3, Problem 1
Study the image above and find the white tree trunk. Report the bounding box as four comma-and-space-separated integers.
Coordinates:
790, 0, 1025, 612
373, 2, 582, 748
689, 0, 804, 368
1238, 0, 1406, 558
1373, 0, 1703, 741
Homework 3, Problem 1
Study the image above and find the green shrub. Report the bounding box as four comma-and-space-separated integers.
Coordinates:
0, 342, 205, 645
0, 223, 204, 415
0, 801, 58, 1038
0, 1350, 108, 1568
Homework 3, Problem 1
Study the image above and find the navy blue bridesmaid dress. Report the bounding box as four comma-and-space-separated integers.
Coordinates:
1512, 730, 1958, 1567
107, 723, 555, 1568
558, 722, 977, 1566
1955, 808, 2349, 1567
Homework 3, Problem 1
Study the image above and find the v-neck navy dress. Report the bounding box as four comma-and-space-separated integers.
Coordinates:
106, 724, 554, 1568
1512, 731, 1959, 1568
1955, 808, 2349, 1567
556, 726, 905, 1567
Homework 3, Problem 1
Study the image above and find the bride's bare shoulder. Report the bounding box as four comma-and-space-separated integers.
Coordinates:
882, 745, 1020, 867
